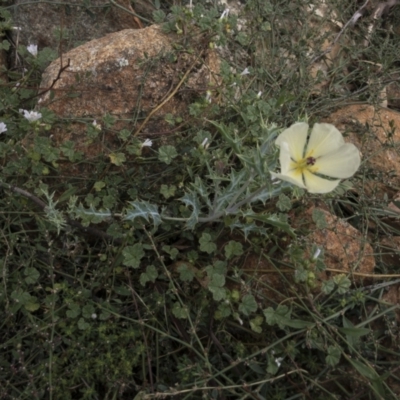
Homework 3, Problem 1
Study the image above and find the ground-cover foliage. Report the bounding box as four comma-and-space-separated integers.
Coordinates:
1, 0, 400, 399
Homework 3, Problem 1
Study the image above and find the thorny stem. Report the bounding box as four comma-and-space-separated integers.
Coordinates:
197, 181, 289, 223
225, 170, 256, 211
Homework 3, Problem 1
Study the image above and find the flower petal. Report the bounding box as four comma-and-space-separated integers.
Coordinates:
306, 123, 345, 158
277, 141, 294, 174
313, 143, 361, 178
303, 170, 340, 193
270, 171, 306, 189
275, 122, 309, 162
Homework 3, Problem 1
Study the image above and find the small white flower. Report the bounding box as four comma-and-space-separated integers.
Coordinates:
200, 138, 210, 150
313, 248, 321, 260
27, 44, 38, 57
205, 90, 212, 103
0, 122, 7, 134
257, 91, 262, 98
240, 67, 250, 76
92, 120, 102, 131
270, 123, 361, 194
141, 139, 152, 148
21, 109, 42, 122
275, 357, 284, 368
91, 313, 97, 319
13, 27, 22, 31
220, 8, 230, 19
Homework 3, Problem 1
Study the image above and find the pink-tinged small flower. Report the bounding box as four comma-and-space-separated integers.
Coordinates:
141, 139, 152, 148
27, 44, 38, 57
0, 122, 7, 134
20, 109, 42, 122
270, 122, 361, 194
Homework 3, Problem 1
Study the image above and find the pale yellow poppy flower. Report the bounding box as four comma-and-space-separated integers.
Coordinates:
270, 122, 361, 194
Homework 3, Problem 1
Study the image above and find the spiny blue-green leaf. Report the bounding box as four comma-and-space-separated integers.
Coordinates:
214, 169, 249, 212
191, 176, 211, 205
125, 200, 161, 227
206, 120, 242, 154
251, 181, 292, 204
228, 220, 267, 240
180, 191, 200, 229
75, 204, 112, 225
245, 212, 295, 237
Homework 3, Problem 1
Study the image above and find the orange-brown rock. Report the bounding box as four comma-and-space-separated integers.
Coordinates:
239, 206, 375, 306
293, 207, 375, 282
38, 25, 220, 175
324, 104, 400, 200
